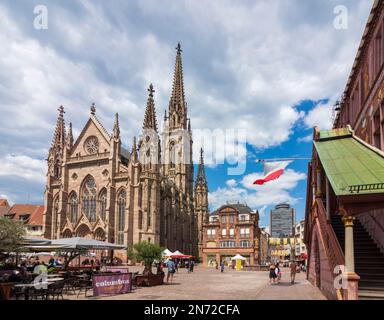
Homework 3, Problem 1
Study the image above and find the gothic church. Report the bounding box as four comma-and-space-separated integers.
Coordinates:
43, 43, 209, 259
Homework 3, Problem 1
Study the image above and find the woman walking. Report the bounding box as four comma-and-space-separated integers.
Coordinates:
269, 263, 277, 284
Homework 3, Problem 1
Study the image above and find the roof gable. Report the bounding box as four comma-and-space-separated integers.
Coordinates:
71, 115, 111, 156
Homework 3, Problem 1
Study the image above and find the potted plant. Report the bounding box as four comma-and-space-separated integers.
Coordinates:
128, 242, 164, 286
0, 217, 25, 300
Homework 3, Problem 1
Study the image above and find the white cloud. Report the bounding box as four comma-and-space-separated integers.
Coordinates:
0, 155, 46, 184
209, 168, 307, 211
304, 101, 334, 130
0, 1, 373, 204
226, 179, 237, 188
297, 134, 313, 143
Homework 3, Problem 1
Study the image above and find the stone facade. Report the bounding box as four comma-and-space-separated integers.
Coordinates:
202, 204, 262, 267
43, 44, 208, 259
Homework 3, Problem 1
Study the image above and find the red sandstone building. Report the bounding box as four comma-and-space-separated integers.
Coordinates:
201, 204, 267, 267
305, 0, 384, 300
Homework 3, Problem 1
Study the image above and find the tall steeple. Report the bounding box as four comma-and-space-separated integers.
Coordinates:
131, 136, 138, 162
51, 105, 66, 152
169, 42, 187, 129
143, 83, 158, 132
196, 148, 207, 186
66, 122, 74, 149
194, 147, 209, 259
113, 112, 120, 140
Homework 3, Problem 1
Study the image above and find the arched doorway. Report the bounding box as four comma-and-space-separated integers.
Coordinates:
76, 224, 92, 239
94, 228, 106, 241
62, 229, 72, 238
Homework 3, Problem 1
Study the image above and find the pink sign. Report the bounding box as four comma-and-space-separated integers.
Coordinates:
105, 267, 129, 273
92, 273, 132, 296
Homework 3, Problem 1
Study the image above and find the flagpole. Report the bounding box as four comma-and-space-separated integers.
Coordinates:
256, 157, 311, 163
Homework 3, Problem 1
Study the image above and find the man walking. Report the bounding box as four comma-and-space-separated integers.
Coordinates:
290, 260, 297, 284
166, 258, 176, 283
220, 261, 225, 273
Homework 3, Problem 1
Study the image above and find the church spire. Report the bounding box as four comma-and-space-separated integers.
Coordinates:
196, 148, 207, 185
66, 122, 74, 149
113, 112, 120, 139
169, 42, 187, 129
131, 136, 138, 161
51, 105, 66, 151
143, 83, 158, 132
90, 102, 96, 115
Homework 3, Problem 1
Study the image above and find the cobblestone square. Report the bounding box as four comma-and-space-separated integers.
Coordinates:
69, 267, 325, 300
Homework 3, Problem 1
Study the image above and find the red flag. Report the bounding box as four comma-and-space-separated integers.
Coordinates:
253, 161, 290, 185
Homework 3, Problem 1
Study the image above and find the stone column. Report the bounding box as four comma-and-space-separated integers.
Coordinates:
325, 178, 330, 220
343, 215, 360, 300
343, 216, 355, 273
316, 168, 322, 197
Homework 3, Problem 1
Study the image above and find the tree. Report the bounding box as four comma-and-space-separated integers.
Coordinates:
0, 216, 25, 260
128, 242, 163, 276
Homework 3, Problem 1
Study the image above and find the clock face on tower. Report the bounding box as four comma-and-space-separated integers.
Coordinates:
84, 136, 99, 154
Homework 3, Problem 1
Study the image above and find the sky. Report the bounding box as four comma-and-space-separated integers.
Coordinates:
0, 0, 374, 229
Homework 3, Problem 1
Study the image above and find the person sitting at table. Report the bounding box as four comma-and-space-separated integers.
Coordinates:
33, 261, 48, 274
48, 258, 56, 269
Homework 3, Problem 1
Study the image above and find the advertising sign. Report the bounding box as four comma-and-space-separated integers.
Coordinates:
92, 273, 132, 296
105, 267, 129, 273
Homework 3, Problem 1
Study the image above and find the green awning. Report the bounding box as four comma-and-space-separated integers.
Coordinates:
314, 127, 384, 196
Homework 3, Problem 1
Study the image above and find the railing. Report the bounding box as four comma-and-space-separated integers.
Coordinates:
349, 182, 384, 194
316, 198, 344, 270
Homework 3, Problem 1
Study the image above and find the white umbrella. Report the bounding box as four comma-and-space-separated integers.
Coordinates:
162, 249, 172, 257
231, 254, 246, 260
26, 237, 126, 251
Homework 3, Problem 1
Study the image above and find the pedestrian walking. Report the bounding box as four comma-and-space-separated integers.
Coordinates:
220, 261, 225, 273
166, 258, 176, 283
275, 262, 282, 283
290, 260, 297, 284
174, 259, 179, 273
269, 263, 277, 284
190, 260, 194, 273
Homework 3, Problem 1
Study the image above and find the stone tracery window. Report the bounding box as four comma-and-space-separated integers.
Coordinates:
84, 136, 99, 154
82, 176, 97, 222
99, 189, 107, 221
69, 192, 78, 224
170, 141, 176, 168
117, 189, 126, 245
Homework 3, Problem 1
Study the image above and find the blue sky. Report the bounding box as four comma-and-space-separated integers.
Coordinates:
0, 0, 374, 230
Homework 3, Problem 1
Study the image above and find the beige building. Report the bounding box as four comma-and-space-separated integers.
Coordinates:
202, 204, 262, 266
294, 219, 307, 259
259, 227, 269, 265
43, 43, 208, 259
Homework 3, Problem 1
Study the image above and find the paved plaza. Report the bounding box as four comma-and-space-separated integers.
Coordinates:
68, 266, 325, 300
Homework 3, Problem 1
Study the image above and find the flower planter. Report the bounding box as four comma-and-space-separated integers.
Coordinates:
135, 274, 164, 287
0, 282, 14, 300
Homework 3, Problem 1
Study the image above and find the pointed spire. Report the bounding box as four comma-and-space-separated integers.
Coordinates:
113, 112, 120, 139
169, 42, 187, 128
131, 136, 138, 161
196, 148, 207, 185
188, 118, 191, 132
90, 102, 96, 115
66, 122, 74, 148
164, 110, 168, 121
143, 83, 158, 132
51, 105, 66, 151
